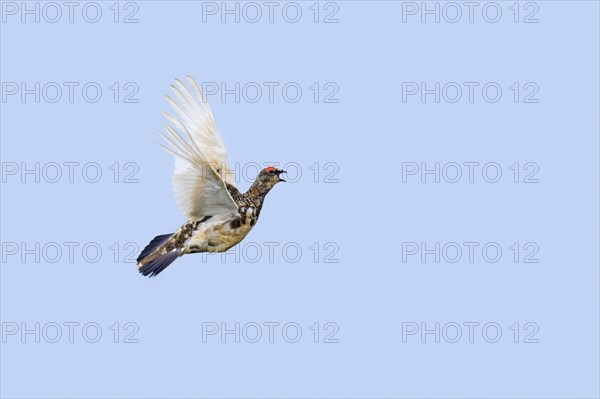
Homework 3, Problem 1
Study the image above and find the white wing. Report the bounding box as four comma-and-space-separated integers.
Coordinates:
160, 77, 238, 220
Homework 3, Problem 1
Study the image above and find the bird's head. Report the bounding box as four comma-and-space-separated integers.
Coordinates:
248, 166, 286, 199
258, 166, 286, 187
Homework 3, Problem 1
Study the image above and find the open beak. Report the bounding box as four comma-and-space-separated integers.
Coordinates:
276, 169, 287, 182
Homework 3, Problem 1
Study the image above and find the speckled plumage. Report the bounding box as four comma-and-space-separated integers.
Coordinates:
136, 77, 286, 277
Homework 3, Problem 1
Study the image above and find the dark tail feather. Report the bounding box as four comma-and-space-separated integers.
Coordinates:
137, 233, 181, 277
138, 250, 181, 277
137, 233, 172, 263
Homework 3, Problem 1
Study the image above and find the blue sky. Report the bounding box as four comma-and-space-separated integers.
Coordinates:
1, 1, 599, 397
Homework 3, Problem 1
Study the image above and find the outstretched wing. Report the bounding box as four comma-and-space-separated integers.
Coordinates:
160, 77, 238, 219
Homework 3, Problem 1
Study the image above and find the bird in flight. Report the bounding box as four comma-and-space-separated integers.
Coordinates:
137, 77, 286, 277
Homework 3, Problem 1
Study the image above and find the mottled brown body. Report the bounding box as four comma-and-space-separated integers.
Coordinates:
138, 168, 284, 273
136, 76, 288, 277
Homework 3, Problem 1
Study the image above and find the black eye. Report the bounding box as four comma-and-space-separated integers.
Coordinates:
268, 170, 275, 174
